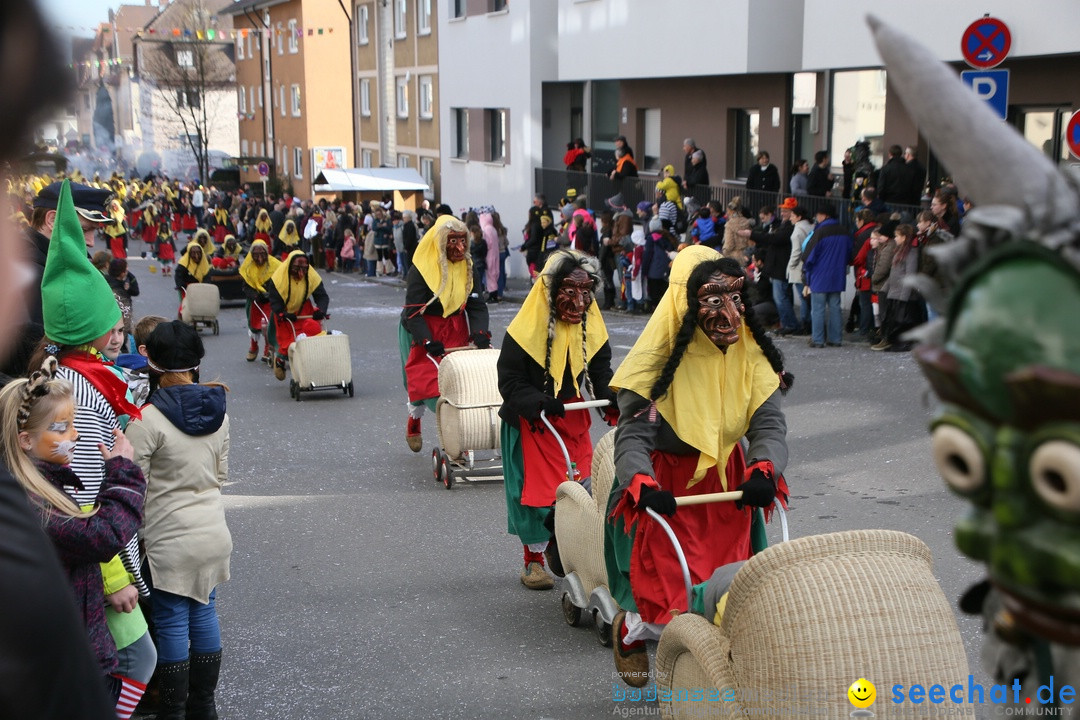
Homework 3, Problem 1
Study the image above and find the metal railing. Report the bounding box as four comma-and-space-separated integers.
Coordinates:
534, 167, 925, 231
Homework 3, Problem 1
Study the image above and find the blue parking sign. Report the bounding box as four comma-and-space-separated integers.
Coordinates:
961, 70, 1009, 120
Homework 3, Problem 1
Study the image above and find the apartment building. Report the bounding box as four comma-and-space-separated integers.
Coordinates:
224, 0, 362, 198
438, 0, 1080, 277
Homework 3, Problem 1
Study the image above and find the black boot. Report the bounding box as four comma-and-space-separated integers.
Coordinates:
187, 651, 222, 720
542, 508, 565, 578
602, 286, 616, 311
154, 660, 189, 720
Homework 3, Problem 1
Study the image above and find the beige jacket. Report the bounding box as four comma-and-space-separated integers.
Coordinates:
128, 398, 231, 604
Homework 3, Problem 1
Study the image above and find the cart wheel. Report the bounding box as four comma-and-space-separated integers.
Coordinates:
292, 381, 301, 402
212, 320, 219, 336
288, 381, 295, 398
561, 592, 581, 627
431, 449, 443, 482
593, 611, 612, 647
347, 382, 354, 398
441, 456, 453, 490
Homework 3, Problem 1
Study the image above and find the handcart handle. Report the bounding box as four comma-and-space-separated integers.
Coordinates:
539, 399, 612, 480
675, 491, 742, 506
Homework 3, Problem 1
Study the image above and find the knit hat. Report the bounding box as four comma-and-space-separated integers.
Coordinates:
648, 216, 663, 234
41, 180, 121, 346
145, 320, 204, 373
780, 197, 798, 210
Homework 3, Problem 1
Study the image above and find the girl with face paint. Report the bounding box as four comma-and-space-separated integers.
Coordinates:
0, 357, 147, 713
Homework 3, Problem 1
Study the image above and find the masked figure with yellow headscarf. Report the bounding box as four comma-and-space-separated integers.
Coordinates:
210, 204, 232, 245
191, 228, 215, 258
239, 239, 281, 362
498, 250, 618, 590
272, 218, 301, 260
104, 197, 127, 259
399, 215, 490, 451
253, 207, 273, 243
604, 245, 793, 687
267, 249, 329, 380
175, 240, 210, 292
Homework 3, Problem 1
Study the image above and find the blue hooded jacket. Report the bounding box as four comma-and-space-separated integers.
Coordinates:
149, 384, 226, 436
802, 218, 853, 293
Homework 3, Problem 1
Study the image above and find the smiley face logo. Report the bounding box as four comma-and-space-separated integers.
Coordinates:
848, 678, 876, 709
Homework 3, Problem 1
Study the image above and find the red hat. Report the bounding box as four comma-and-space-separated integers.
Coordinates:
780, 197, 798, 209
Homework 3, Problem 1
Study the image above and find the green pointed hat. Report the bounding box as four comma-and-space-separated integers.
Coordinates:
41, 180, 120, 346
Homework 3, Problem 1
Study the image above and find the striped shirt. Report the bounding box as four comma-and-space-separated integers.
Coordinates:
57, 365, 149, 597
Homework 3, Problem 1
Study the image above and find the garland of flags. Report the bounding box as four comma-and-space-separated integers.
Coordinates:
56, 24, 337, 40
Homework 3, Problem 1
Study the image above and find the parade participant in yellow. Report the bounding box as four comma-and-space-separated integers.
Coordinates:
238, 240, 280, 363
273, 218, 301, 259
498, 250, 618, 589
267, 250, 329, 381
605, 245, 793, 686
174, 240, 210, 303
398, 215, 490, 451
252, 208, 272, 243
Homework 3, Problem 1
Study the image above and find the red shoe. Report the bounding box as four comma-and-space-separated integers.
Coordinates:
246, 338, 258, 362
406, 416, 422, 452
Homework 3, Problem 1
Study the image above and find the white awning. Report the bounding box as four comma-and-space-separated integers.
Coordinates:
312, 168, 429, 192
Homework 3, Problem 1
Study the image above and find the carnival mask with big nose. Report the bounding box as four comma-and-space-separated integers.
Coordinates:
189, 247, 203, 263
445, 231, 467, 263
251, 246, 267, 266
696, 272, 744, 348
555, 268, 593, 324
290, 256, 308, 279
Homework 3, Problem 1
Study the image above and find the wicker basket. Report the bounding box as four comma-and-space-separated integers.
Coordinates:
554, 428, 617, 597
655, 529, 970, 719
434, 348, 501, 460
180, 283, 220, 322
288, 333, 352, 389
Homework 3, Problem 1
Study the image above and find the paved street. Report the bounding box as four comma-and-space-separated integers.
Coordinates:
125, 253, 990, 719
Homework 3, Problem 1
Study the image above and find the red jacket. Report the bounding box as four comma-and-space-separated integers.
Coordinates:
852, 222, 877, 292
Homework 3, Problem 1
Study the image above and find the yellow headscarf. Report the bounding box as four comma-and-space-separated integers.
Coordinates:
238, 239, 279, 292
278, 219, 300, 247
214, 207, 229, 225
610, 245, 779, 488
255, 208, 272, 233
410, 215, 472, 318
506, 251, 609, 396
221, 234, 242, 258
193, 228, 215, 256
179, 240, 211, 282
270, 249, 322, 314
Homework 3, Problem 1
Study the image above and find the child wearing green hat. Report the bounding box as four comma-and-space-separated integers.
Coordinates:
32, 180, 155, 718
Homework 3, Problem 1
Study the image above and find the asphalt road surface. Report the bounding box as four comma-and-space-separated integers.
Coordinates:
123, 253, 991, 719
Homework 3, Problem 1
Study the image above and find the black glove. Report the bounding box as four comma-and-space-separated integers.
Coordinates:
470, 331, 491, 349
284, 312, 298, 322
312, 309, 326, 320
541, 396, 565, 418
257, 293, 269, 304
425, 340, 445, 357
636, 484, 677, 517
735, 468, 776, 510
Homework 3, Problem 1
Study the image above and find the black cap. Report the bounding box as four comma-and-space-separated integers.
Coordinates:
435, 203, 454, 217
146, 320, 204, 372
34, 181, 112, 223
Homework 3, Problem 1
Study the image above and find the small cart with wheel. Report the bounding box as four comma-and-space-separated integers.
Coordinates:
286, 316, 353, 401
430, 347, 504, 489
180, 283, 221, 335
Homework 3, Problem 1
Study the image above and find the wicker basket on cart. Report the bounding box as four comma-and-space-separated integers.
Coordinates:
655, 529, 970, 719
180, 283, 220, 323
555, 428, 616, 600
288, 333, 352, 398
435, 348, 501, 461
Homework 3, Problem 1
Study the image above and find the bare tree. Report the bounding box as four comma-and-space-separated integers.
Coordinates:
138, 0, 234, 183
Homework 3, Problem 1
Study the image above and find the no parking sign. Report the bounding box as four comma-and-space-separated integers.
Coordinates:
1067, 110, 1080, 160
961, 17, 1011, 69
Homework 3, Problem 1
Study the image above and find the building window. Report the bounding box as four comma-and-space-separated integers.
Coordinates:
291, 84, 301, 117
294, 146, 303, 179
287, 19, 299, 53
236, 36, 244, 60
398, 154, 410, 168
450, 0, 465, 19
452, 107, 468, 159
489, 0, 507, 11
360, 78, 371, 116
485, 108, 506, 162
276, 24, 284, 55
249, 85, 255, 112
641, 107, 661, 171
361, 149, 373, 167
732, 109, 760, 179
420, 157, 434, 196
394, 0, 406, 39
419, 75, 433, 119
280, 85, 285, 116
238, 87, 246, 113
241, 139, 249, 155
177, 89, 200, 109
176, 49, 193, 68
258, 85, 263, 107
396, 76, 409, 118
356, 5, 369, 45
417, 0, 431, 34
247, 31, 253, 58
